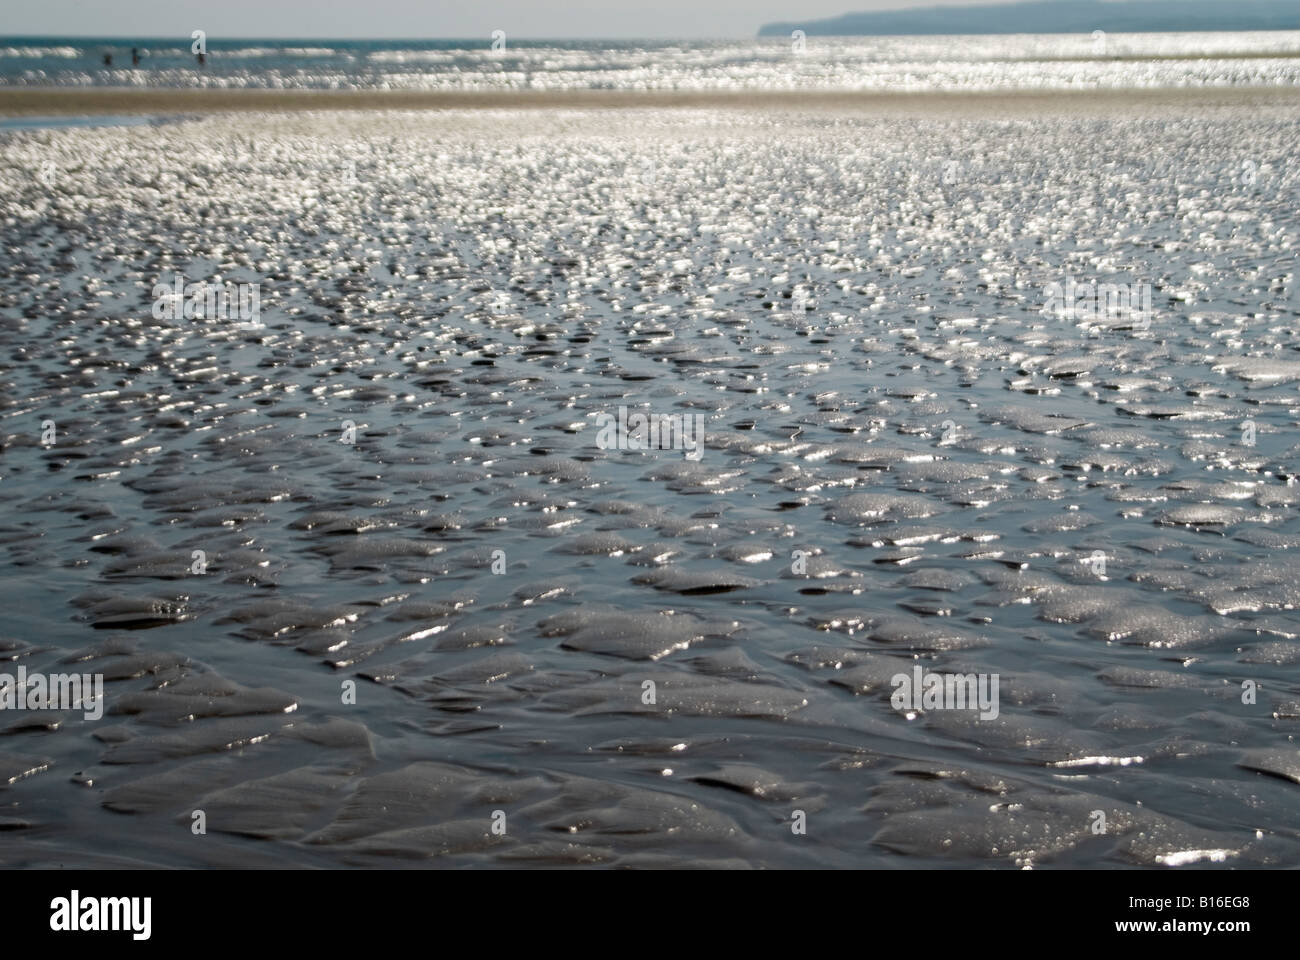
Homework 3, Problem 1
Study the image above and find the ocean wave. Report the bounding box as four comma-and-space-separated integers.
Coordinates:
0, 45, 80, 58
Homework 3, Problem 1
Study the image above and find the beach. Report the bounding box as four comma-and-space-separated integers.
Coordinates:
5, 83, 1300, 116
1, 34, 1299, 870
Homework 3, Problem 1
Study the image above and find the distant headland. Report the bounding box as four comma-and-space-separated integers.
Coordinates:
757, 0, 1300, 37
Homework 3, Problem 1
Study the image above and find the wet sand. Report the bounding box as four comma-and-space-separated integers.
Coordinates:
5, 84, 1300, 117
2, 96, 1299, 869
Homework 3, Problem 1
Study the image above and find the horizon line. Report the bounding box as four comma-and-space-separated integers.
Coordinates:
3, 28, 1294, 43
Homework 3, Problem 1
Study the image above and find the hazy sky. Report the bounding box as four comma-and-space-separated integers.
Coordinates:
3, 0, 1015, 40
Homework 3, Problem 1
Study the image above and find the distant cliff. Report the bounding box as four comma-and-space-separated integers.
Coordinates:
758, 0, 1300, 36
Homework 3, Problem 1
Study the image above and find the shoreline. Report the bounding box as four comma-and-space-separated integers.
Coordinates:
3, 85, 1300, 117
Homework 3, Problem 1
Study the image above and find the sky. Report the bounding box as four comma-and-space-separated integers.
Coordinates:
1, 0, 1025, 40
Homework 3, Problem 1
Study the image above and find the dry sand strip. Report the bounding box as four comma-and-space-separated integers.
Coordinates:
4, 85, 1300, 118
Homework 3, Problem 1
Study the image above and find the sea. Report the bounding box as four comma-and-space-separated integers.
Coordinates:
2, 31, 1300, 92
